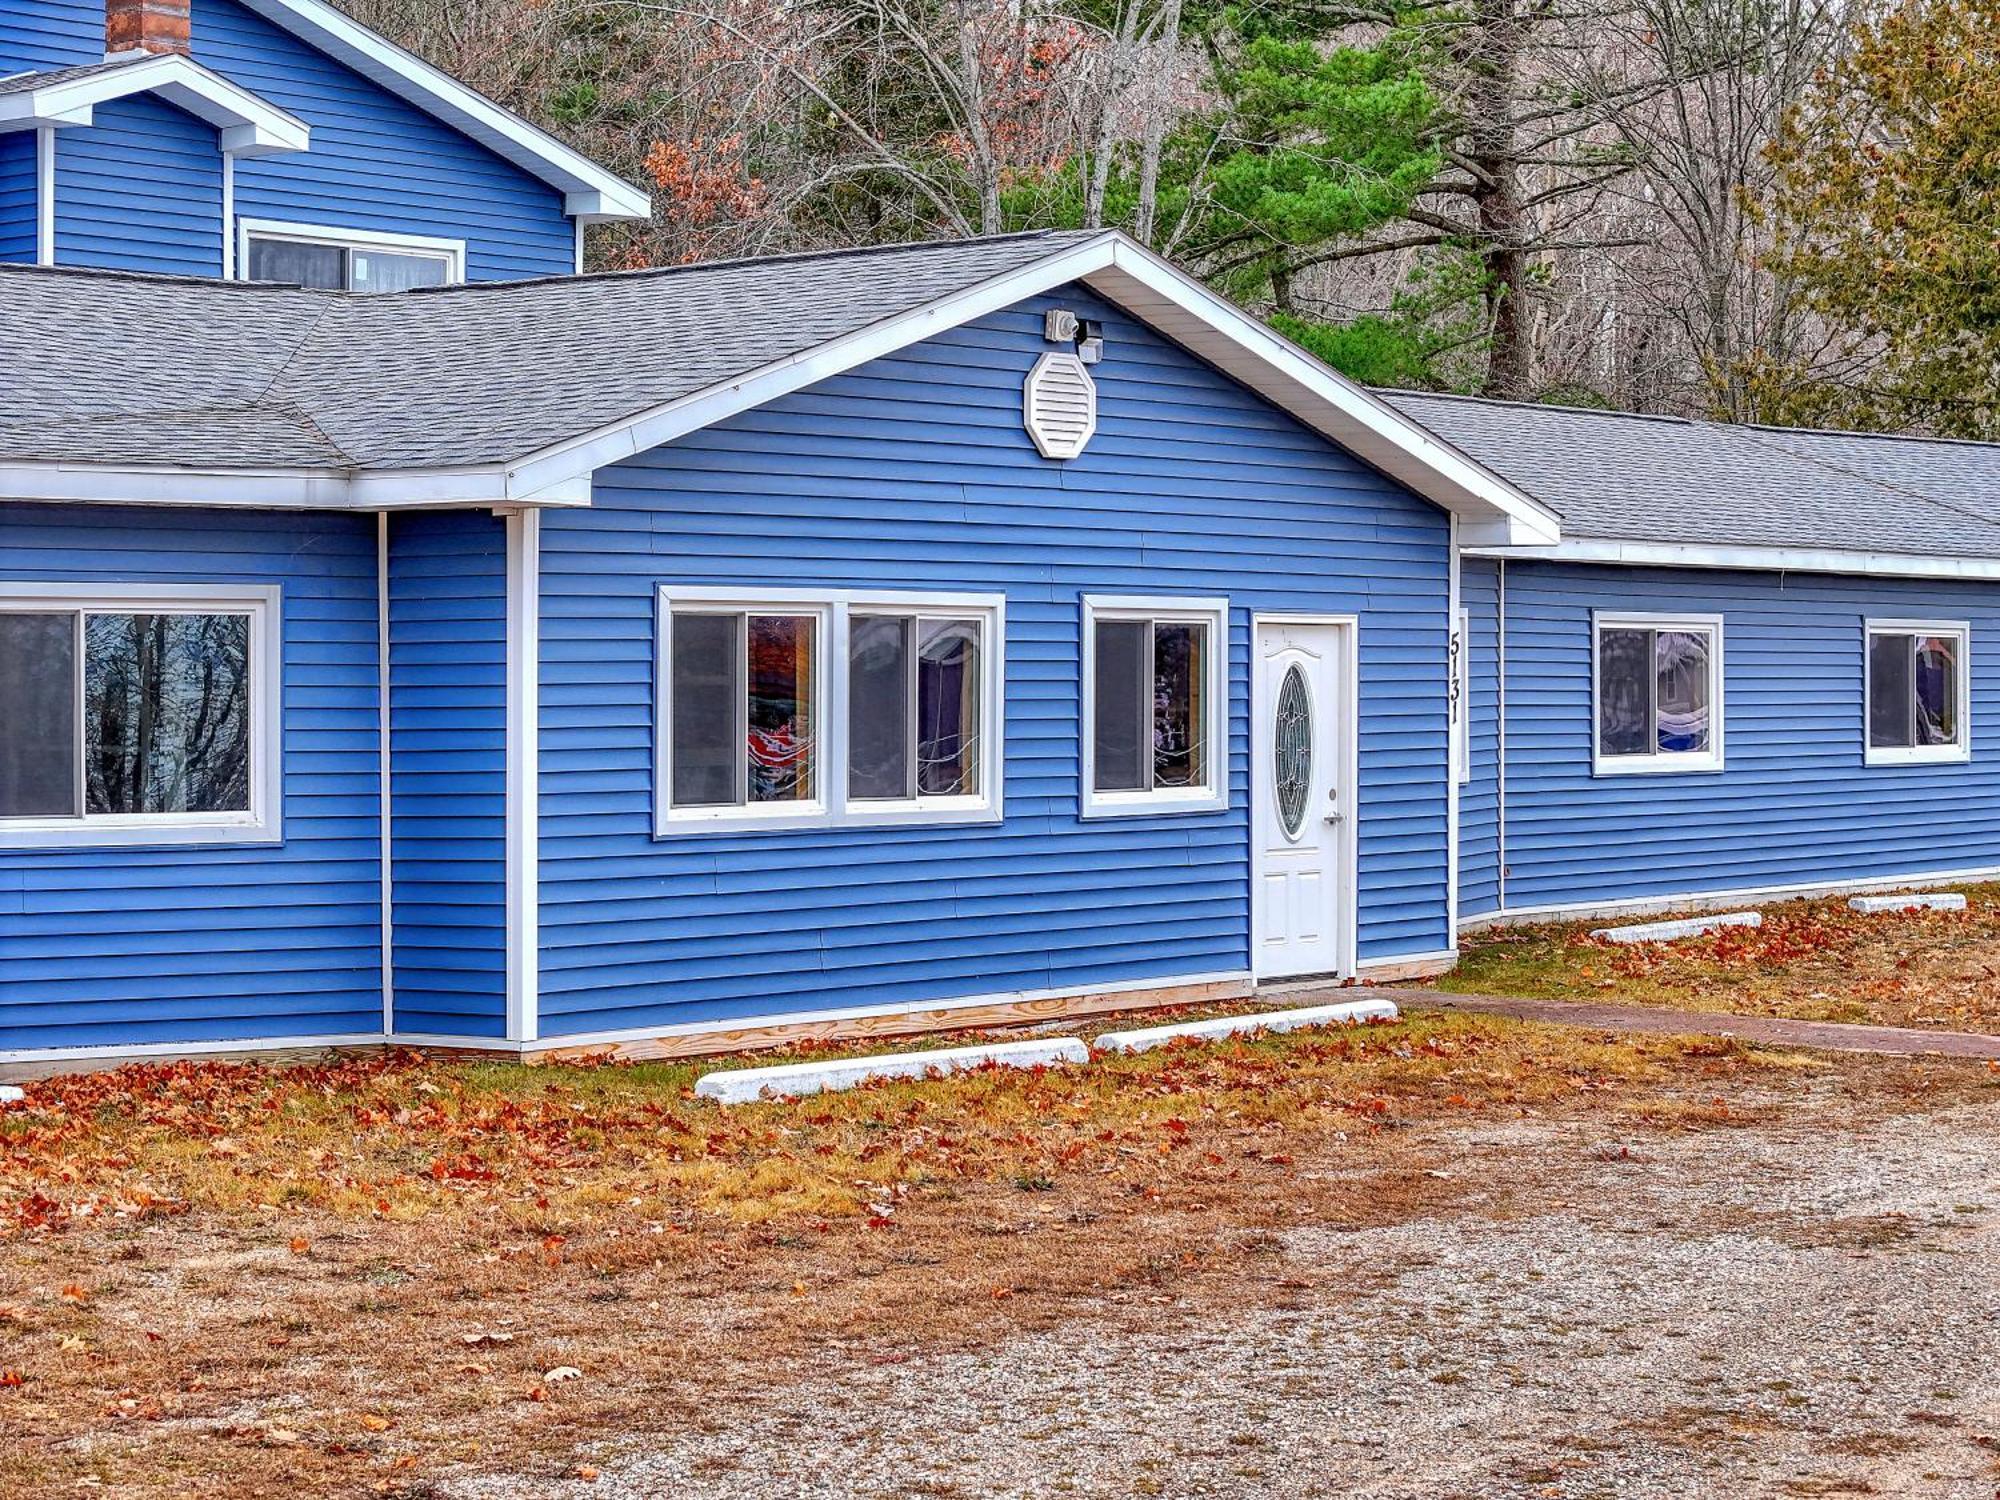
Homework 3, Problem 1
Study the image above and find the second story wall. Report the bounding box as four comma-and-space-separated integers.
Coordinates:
193, 0, 576, 283
55, 94, 224, 276
0, 0, 584, 281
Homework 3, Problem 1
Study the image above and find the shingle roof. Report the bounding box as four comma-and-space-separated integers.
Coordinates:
1382, 391, 2000, 560
0, 231, 1103, 473
0, 58, 156, 96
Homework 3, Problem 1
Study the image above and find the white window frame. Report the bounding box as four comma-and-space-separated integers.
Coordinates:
1080, 594, 1230, 819
1864, 618, 1971, 767
0, 582, 283, 849
655, 586, 1005, 836
1590, 611, 1725, 777
236, 218, 467, 290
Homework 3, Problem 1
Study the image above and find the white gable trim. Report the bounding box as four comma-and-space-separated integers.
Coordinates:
496, 232, 1560, 544
0, 53, 308, 156
230, 0, 650, 221
1464, 538, 2000, 581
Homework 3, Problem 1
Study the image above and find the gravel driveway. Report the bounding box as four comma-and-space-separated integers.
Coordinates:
455, 1096, 2000, 1500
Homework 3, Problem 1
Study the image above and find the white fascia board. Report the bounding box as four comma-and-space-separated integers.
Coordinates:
232, 0, 650, 220
1464, 537, 2000, 581
494, 229, 1558, 545
0, 54, 309, 156
0, 461, 593, 510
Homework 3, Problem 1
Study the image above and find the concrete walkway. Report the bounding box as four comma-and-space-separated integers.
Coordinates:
1376, 987, 2000, 1060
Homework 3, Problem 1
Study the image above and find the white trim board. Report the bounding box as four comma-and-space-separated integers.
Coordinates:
1466, 538, 2000, 581
0, 461, 592, 512
0, 52, 308, 156
504, 510, 541, 1044
1464, 863, 2000, 929
230, 0, 648, 218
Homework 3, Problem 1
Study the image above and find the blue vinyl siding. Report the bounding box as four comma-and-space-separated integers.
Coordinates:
193, 0, 575, 282
388, 510, 508, 1038
0, 130, 35, 265
535, 284, 1453, 1039
0, 504, 382, 1052
1496, 561, 2000, 910
53, 94, 224, 277
0, 0, 100, 71
1458, 556, 1501, 918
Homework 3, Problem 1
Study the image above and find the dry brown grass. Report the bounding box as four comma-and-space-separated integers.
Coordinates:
1445, 884, 2000, 1032
0, 1010, 1986, 1497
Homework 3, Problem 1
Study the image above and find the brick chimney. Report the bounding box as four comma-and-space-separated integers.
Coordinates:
106, 0, 192, 55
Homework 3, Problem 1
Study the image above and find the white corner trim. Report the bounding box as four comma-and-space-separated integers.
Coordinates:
33, 124, 52, 265
219, 152, 235, 279
1465, 538, 2000, 581
377, 512, 395, 1036
0, 582, 283, 851
1590, 610, 1725, 776
493, 231, 1558, 545
1863, 618, 1971, 767
693, 1037, 1091, 1105
0, 52, 309, 155
504, 510, 540, 1044
1446, 519, 1462, 942
1080, 593, 1230, 820
229, 0, 649, 218
236, 217, 466, 285
1093, 998, 1397, 1055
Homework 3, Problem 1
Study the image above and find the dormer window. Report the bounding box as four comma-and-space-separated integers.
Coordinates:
238, 220, 464, 292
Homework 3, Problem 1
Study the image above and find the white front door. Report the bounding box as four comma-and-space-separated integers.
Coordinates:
1253, 619, 1352, 980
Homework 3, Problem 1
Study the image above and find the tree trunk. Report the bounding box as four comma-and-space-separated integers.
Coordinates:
1463, 0, 1534, 399
1133, 0, 1179, 244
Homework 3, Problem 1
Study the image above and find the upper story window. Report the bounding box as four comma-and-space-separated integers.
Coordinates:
657, 588, 1003, 834
1082, 595, 1228, 817
1592, 612, 1724, 775
0, 586, 281, 848
1866, 620, 1969, 765
239, 220, 465, 293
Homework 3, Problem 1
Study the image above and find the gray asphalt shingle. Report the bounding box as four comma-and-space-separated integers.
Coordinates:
1383, 391, 2000, 560
0, 231, 1101, 474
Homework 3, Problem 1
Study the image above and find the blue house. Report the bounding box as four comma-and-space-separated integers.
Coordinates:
2, 0, 1993, 1068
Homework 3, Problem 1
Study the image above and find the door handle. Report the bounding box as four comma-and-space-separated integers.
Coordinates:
1323, 810, 1345, 825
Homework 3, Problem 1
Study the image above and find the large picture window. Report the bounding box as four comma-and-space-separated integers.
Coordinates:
1866, 621, 1969, 765
1082, 596, 1228, 817
1592, 613, 1723, 775
0, 587, 280, 847
657, 589, 1002, 833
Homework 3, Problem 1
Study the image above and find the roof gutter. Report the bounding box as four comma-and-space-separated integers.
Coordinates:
1464, 537, 2000, 581
0, 460, 592, 510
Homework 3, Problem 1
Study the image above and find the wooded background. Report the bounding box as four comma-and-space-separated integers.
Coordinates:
348, 0, 2000, 434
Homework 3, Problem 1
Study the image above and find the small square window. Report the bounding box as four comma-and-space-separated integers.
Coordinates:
1592, 613, 1724, 775
1865, 621, 1969, 766
1082, 596, 1228, 817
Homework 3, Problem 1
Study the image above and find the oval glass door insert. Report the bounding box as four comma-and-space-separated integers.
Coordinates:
1274, 664, 1312, 839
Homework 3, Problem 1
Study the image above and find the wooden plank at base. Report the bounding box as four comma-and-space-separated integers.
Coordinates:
523, 979, 1254, 1066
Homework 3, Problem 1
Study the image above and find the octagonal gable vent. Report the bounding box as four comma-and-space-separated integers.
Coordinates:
1023, 352, 1097, 460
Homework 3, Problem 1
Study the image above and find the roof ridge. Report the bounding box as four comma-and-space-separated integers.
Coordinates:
1378, 387, 1699, 427
393, 228, 1108, 297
